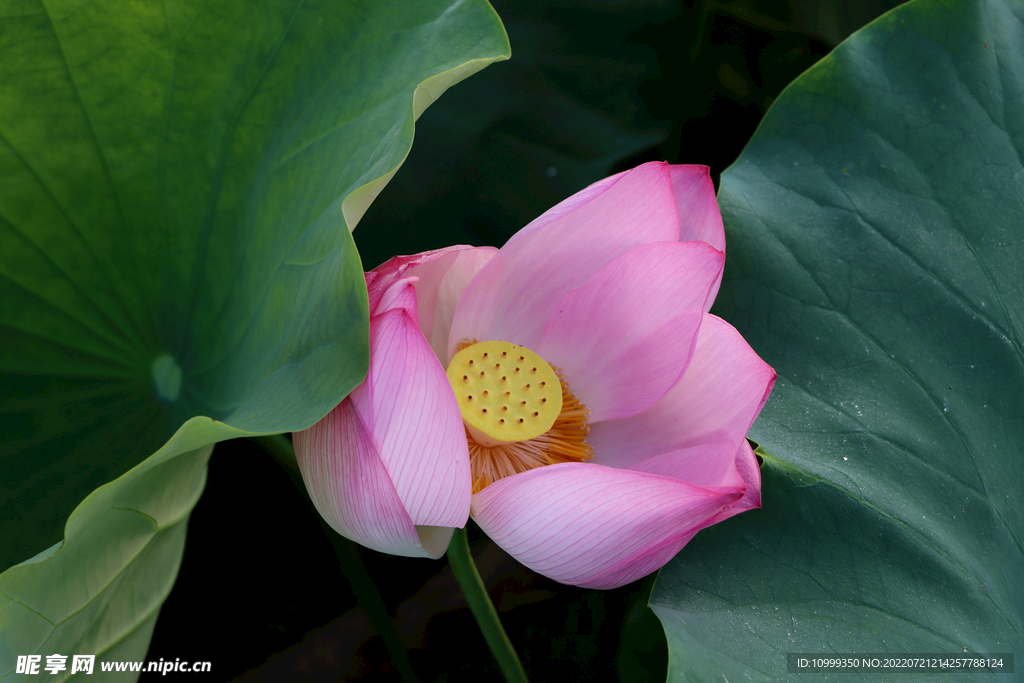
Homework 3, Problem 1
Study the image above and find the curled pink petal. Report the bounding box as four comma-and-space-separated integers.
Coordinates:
294, 400, 433, 558
366, 246, 485, 312
360, 304, 471, 531
295, 276, 471, 559
366, 246, 497, 361
537, 241, 724, 422
471, 463, 742, 589
702, 438, 762, 524
589, 314, 775, 475
448, 162, 681, 359
374, 275, 419, 317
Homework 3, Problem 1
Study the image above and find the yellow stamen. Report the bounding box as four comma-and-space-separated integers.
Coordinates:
448, 340, 593, 493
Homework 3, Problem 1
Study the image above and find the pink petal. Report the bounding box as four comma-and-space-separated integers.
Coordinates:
536, 241, 724, 422
366, 246, 497, 362
670, 166, 724, 250
702, 438, 762, 524
295, 277, 472, 558
405, 247, 497, 362
471, 463, 742, 589
294, 400, 435, 558
375, 274, 419, 317
573, 439, 765, 587
447, 162, 681, 360
366, 245, 488, 313
625, 441, 745, 490
504, 171, 626, 241
588, 314, 775, 478
575, 529, 700, 590
357, 284, 471, 531
670, 166, 725, 308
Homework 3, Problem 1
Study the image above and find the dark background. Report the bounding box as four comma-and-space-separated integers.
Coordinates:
145, 1, 905, 680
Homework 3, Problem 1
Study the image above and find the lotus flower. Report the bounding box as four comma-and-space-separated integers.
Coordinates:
294, 161, 775, 589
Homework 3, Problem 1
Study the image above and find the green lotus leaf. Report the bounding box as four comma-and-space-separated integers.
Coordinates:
651, 0, 1024, 680
0, 0, 509, 676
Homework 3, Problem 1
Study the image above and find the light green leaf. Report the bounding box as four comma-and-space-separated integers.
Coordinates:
651, 0, 1024, 679
0, 0, 509, 676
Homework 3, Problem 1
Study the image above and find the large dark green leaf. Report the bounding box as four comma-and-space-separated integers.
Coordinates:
651, 0, 1023, 679
0, 0, 508, 674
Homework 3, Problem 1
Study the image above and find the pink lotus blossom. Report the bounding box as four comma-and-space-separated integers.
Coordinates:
294, 162, 775, 587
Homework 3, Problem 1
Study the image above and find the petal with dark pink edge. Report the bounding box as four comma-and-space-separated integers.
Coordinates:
670, 165, 725, 308
356, 284, 471, 535
294, 401, 437, 558
589, 314, 775, 472
470, 463, 741, 588
537, 241, 724, 422
700, 439, 762, 526
577, 444, 759, 588
448, 162, 680, 360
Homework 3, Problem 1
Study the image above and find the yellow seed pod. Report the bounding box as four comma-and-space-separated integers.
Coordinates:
446, 340, 563, 447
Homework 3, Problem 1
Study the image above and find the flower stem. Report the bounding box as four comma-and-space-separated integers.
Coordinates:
446, 527, 529, 683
